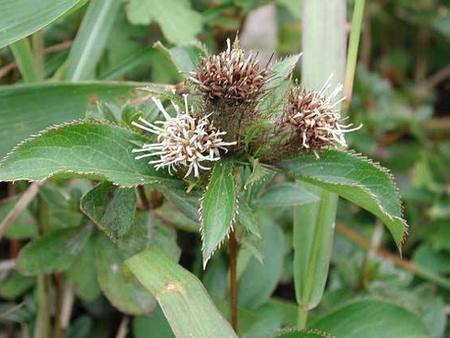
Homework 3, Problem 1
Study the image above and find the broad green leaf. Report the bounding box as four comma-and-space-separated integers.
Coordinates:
293, 185, 337, 310
0, 82, 143, 158
95, 235, 155, 315
312, 299, 429, 338
275, 329, 335, 338
238, 214, 284, 309
0, 0, 83, 48
133, 306, 175, 338
252, 183, 319, 209
80, 182, 136, 240
67, 235, 101, 302
16, 225, 92, 275
154, 41, 205, 73
241, 303, 283, 338
126, 246, 237, 338
64, 0, 122, 81
200, 161, 236, 267
126, 0, 202, 45
0, 122, 179, 188
277, 150, 407, 248
0, 272, 34, 300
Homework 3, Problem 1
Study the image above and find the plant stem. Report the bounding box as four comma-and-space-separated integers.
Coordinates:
10, 38, 41, 83
228, 229, 238, 332
343, 0, 366, 111
138, 186, 151, 210
297, 305, 309, 329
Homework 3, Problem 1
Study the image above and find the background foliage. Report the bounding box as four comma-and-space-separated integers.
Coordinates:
0, 0, 449, 337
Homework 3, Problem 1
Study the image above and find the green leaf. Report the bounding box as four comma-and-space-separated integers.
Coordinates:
238, 214, 284, 309
126, 0, 202, 45
0, 272, 34, 300
252, 183, 319, 209
275, 329, 335, 338
0, 196, 37, 239
80, 182, 136, 240
95, 235, 156, 315
154, 41, 205, 73
293, 184, 337, 310
133, 306, 175, 338
16, 226, 92, 275
64, 0, 122, 81
0, 0, 83, 48
277, 150, 407, 248
0, 81, 143, 158
67, 234, 101, 302
237, 198, 261, 238
0, 122, 179, 188
312, 299, 429, 338
200, 161, 236, 267
257, 54, 300, 117
126, 246, 237, 338
159, 186, 200, 222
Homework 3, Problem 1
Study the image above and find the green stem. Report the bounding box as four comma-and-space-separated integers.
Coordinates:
32, 31, 45, 81
343, 0, 366, 111
297, 305, 309, 330
10, 38, 41, 82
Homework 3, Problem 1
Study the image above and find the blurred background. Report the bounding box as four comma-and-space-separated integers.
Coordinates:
0, 0, 449, 337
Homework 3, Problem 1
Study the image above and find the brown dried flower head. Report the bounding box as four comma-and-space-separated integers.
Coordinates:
188, 38, 266, 106
282, 76, 361, 157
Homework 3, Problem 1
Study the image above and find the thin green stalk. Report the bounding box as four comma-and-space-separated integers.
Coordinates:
32, 31, 45, 81
297, 305, 308, 330
10, 38, 41, 82
343, 0, 366, 111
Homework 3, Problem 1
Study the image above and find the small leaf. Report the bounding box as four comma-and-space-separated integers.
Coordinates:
126, 0, 202, 45
0, 122, 180, 188
277, 150, 407, 248
95, 235, 156, 315
244, 158, 274, 190
159, 186, 200, 222
0, 272, 34, 300
17, 226, 92, 275
0, 0, 83, 48
200, 161, 236, 267
126, 246, 237, 338
80, 182, 136, 240
312, 299, 429, 338
154, 41, 205, 73
237, 198, 261, 238
257, 54, 301, 117
252, 183, 319, 209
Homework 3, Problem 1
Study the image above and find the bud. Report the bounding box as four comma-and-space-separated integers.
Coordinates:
131, 95, 236, 177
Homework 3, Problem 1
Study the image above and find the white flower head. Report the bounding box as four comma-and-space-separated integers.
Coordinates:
132, 95, 236, 177
285, 74, 362, 157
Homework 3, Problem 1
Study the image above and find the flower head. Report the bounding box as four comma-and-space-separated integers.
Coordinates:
282, 75, 361, 157
188, 38, 266, 106
131, 95, 236, 177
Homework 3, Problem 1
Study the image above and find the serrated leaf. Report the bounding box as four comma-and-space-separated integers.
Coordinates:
253, 183, 319, 208
0, 122, 179, 188
275, 329, 335, 338
312, 299, 429, 338
0, 0, 83, 48
126, 246, 237, 338
80, 182, 136, 240
16, 225, 92, 275
95, 235, 156, 315
237, 198, 261, 238
0, 82, 144, 158
244, 158, 274, 190
200, 161, 236, 267
126, 0, 202, 45
277, 150, 407, 248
